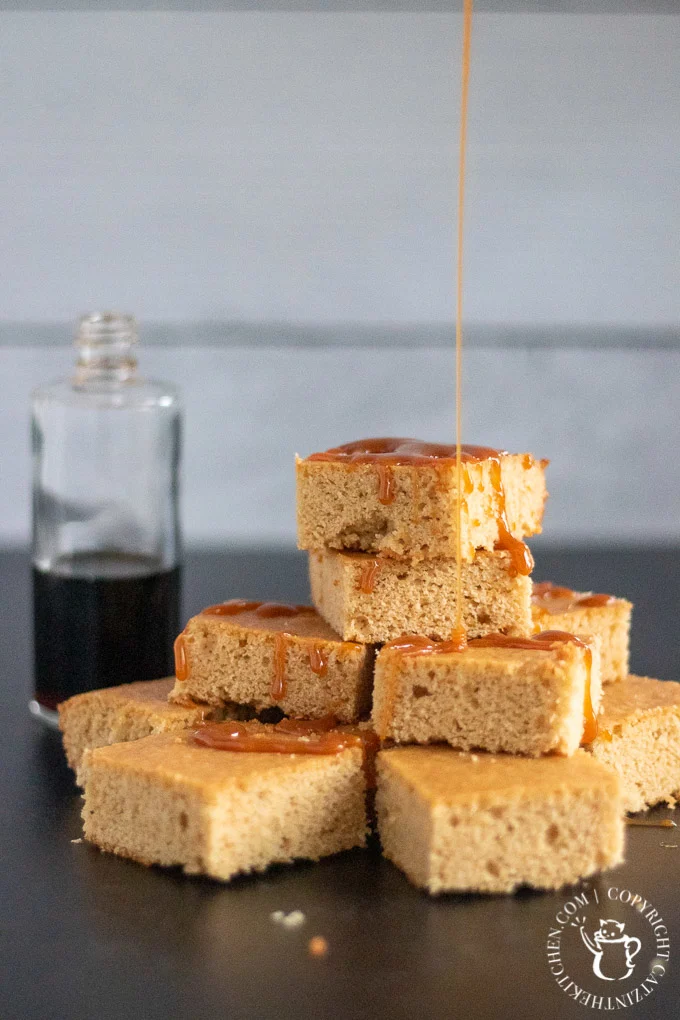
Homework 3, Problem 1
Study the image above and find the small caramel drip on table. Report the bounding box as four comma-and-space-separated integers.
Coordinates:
174, 634, 189, 681
358, 557, 382, 595
627, 818, 677, 829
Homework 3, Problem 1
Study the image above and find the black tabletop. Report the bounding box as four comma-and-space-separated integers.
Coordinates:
1, 546, 679, 1020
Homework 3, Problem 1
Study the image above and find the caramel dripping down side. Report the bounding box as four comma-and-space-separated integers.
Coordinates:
272, 632, 290, 701
174, 633, 189, 682
488, 456, 534, 577
383, 629, 597, 745
376, 463, 396, 506
308, 644, 329, 677
358, 557, 382, 595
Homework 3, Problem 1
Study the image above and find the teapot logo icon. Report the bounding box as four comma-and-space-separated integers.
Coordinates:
578, 918, 642, 982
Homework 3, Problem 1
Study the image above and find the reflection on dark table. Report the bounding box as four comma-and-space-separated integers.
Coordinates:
1, 547, 678, 1020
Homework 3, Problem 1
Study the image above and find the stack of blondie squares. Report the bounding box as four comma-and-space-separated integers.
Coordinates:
60, 439, 680, 894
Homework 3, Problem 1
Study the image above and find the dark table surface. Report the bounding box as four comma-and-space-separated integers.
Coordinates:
2, 546, 679, 1020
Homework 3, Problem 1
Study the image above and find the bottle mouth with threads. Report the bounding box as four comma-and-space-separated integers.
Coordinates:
74, 311, 138, 383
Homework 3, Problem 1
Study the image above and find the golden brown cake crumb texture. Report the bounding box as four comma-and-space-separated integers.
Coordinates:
170, 609, 374, 722
532, 589, 632, 683
58, 679, 226, 772
372, 639, 602, 757
590, 675, 680, 813
81, 730, 367, 881
296, 452, 547, 561
309, 547, 533, 643
376, 746, 624, 894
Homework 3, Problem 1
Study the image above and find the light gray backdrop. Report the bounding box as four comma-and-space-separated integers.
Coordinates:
1, 11, 678, 547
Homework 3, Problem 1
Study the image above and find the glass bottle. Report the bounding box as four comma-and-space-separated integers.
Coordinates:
30, 312, 182, 726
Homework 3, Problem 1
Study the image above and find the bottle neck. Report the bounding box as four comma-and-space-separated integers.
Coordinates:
73, 312, 138, 385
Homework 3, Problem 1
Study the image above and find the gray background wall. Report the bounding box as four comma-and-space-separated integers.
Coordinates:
1, 11, 678, 548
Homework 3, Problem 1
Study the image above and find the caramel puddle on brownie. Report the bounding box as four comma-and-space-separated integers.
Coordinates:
532, 582, 616, 614
192, 717, 380, 786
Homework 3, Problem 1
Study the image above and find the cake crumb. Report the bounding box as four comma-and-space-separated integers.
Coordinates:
308, 936, 328, 957
70, 838, 83, 844
271, 910, 306, 929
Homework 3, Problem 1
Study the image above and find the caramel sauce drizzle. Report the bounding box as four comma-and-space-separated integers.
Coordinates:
191, 718, 381, 784
307, 438, 501, 466
383, 629, 597, 745
308, 644, 329, 677
358, 557, 382, 595
453, 0, 473, 650
532, 582, 616, 614
174, 634, 189, 682
201, 599, 261, 616
577, 594, 616, 608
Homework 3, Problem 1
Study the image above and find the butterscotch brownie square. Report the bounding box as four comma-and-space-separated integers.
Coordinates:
376, 746, 624, 894
58, 678, 226, 772
372, 633, 602, 756
309, 547, 532, 643
81, 726, 368, 881
170, 600, 373, 723
589, 675, 680, 812
532, 581, 632, 682
297, 439, 547, 563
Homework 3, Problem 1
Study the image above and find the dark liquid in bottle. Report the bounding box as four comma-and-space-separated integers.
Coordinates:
33, 552, 181, 709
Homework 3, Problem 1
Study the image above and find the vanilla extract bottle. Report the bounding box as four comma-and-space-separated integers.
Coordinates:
30, 313, 182, 725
